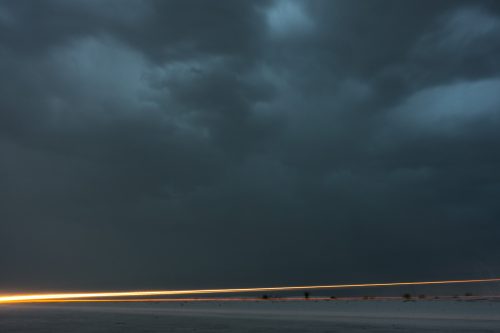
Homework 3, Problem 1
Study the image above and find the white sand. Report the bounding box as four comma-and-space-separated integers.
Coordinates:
1, 300, 500, 332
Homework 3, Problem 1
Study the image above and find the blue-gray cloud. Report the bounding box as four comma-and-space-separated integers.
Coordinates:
1, 0, 500, 291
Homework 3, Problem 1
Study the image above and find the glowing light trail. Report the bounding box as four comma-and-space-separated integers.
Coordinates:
1, 278, 500, 304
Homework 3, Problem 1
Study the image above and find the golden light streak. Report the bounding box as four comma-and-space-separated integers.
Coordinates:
1, 278, 500, 304
5, 297, 267, 304
7, 295, 500, 304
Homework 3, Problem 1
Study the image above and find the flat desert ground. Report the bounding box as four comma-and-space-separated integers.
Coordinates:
2, 300, 500, 332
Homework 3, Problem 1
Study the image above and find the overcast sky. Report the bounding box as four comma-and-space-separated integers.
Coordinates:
1, 0, 500, 292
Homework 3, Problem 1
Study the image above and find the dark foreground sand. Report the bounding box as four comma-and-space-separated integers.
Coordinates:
1, 300, 500, 332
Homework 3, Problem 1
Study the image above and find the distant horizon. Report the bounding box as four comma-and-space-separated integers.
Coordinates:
2, 277, 500, 304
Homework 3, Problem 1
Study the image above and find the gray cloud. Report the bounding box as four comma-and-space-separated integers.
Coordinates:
1, 0, 500, 292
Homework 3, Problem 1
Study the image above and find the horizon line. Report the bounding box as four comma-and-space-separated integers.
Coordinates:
2, 277, 500, 303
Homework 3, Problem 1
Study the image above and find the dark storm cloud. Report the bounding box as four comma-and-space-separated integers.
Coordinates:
1, 0, 500, 291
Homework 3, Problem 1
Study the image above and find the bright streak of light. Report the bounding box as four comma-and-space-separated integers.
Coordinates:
1, 278, 500, 304
5, 297, 268, 304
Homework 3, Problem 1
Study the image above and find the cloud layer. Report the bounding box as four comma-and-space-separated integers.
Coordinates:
1, 0, 500, 291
